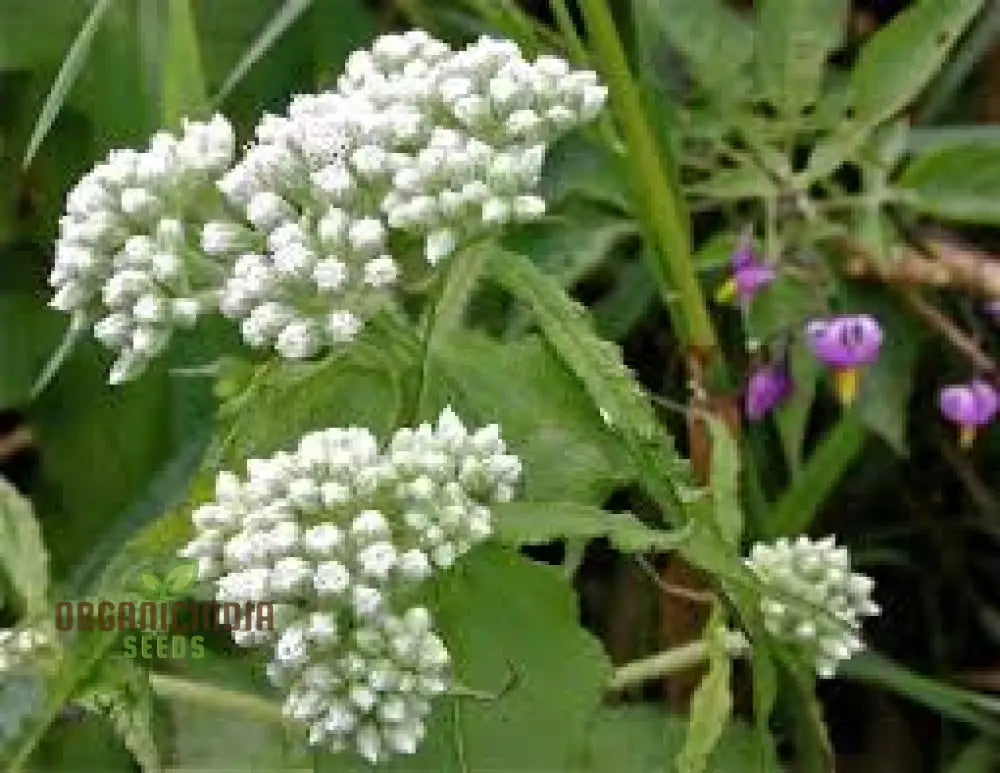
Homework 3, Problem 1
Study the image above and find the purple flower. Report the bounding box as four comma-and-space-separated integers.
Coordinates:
715, 232, 775, 305
938, 379, 999, 448
984, 299, 1000, 322
746, 363, 793, 420
805, 315, 883, 406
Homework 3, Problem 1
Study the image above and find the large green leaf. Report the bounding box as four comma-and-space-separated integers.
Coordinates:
573, 707, 778, 772
708, 420, 741, 549
755, 0, 849, 116
638, 0, 754, 101
806, 0, 985, 178
218, 325, 412, 465
0, 479, 49, 618
429, 332, 632, 503
0, 295, 66, 408
897, 144, 1000, 224
315, 546, 610, 772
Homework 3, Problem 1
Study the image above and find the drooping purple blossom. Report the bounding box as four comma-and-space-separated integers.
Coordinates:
716, 232, 775, 305
746, 363, 793, 420
938, 379, 999, 448
805, 315, 883, 406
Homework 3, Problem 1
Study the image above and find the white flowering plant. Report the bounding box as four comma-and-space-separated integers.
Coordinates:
7, 1, 1000, 771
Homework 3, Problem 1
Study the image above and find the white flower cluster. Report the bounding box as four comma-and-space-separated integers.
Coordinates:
50, 32, 607, 381
50, 116, 236, 383
0, 627, 50, 674
214, 30, 606, 358
745, 536, 880, 678
180, 407, 520, 763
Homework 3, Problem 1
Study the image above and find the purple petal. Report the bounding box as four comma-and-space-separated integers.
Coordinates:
746, 365, 793, 420
939, 380, 999, 426
805, 315, 883, 368
735, 264, 776, 300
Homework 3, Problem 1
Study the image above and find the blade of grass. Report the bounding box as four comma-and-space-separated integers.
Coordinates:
765, 413, 866, 538
211, 0, 314, 106
162, 0, 208, 127
22, 0, 117, 168
842, 652, 1000, 735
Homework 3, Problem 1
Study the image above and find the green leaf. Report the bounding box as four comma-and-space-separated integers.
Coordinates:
689, 164, 776, 201
211, 0, 313, 105
806, 0, 985, 179
139, 573, 162, 594
0, 479, 50, 618
640, 0, 755, 100
161, 0, 208, 127
0, 295, 67, 407
502, 203, 638, 291
155, 653, 306, 770
775, 340, 820, 476
77, 658, 162, 773
897, 144, 1000, 224
766, 413, 866, 537
492, 502, 685, 552
947, 738, 999, 773
432, 546, 611, 770
755, 0, 849, 116
488, 248, 698, 510
22, 0, 116, 168
676, 621, 734, 773
538, 133, 632, 212
163, 562, 197, 594
219, 326, 410, 465
0, 1, 90, 70
841, 652, 1000, 735
708, 420, 742, 549
429, 332, 632, 503
574, 706, 778, 773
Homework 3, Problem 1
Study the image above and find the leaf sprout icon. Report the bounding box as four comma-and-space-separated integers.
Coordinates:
134, 561, 199, 601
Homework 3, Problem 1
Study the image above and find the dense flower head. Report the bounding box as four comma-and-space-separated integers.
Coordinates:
180, 407, 520, 763
746, 535, 879, 678
217, 31, 604, 358
745, 362, 792, 420
50, 116, 236, 384
50, 33, 607, 382
938, 379, 999, 448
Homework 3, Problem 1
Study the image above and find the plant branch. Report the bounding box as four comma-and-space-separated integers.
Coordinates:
607, 632, 749, 692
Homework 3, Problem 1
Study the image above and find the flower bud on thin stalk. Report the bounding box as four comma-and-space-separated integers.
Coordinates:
180, 407, 520, 763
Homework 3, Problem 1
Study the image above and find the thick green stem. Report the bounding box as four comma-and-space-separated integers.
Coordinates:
577, 0, 717, 352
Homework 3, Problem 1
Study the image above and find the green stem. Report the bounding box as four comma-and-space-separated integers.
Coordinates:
148, 672, 286, 725
577, 0, 717, 351
607, 632, 749, 692
548, 0, 588, 65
